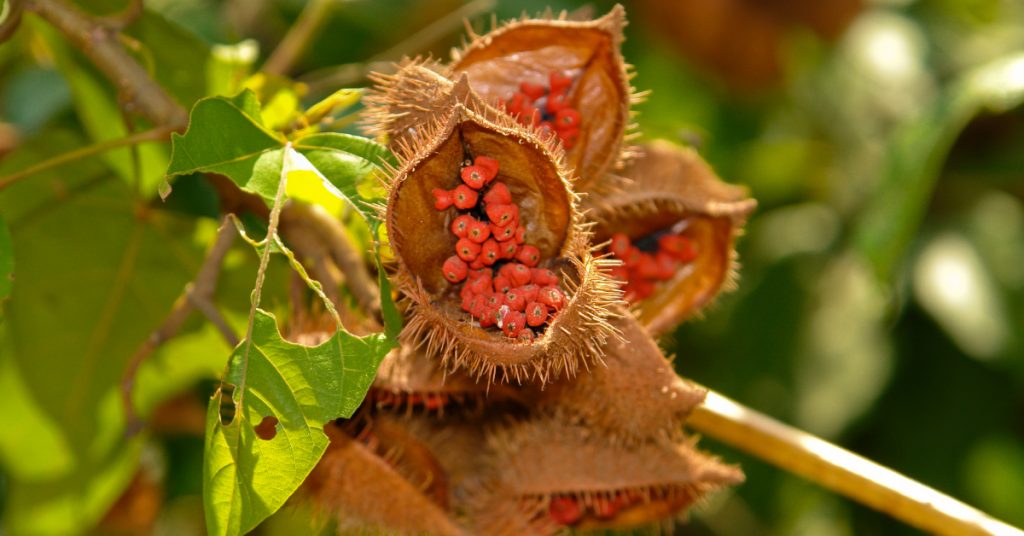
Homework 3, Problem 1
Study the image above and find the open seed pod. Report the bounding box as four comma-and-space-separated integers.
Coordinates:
303, 420, 463, 535
466, 417, 743, 535
384, 94, 621, 385
364, 58, 464, 152
538, 312, 706, 443
583, 140, 756, 336
371, 344, 538, 414
450, 5, 638, 187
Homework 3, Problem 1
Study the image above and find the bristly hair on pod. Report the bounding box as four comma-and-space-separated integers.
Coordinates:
302, 421, 464, 536
536, 312, 706, 444
381, 76, 622, 386
582, 140, 757, 336
464, 417, 744, 535
449, 4, 641, 187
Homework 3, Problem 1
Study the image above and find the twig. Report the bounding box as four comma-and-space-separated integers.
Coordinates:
98, 0, 142, 29
280, 220, 343, 306
262, 0, 335, 76
283, 203, 380, 317
25, 0, 187, 128
0, 0, 25, 42
121, 218, 238, 435
689, 389, 1024, 536
300, 0, 496, 93
0, 125, 174, 191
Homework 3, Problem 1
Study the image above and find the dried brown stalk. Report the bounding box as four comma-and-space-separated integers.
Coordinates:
690, 390, 1024, 536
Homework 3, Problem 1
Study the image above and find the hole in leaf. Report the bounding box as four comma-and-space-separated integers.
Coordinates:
219, 384, 237, 425
255, 415, 279, 440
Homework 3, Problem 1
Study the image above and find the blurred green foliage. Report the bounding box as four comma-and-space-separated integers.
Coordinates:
1, 0, 1023, 534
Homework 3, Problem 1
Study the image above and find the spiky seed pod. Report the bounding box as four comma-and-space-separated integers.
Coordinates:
583, 140, 757, 336
383, 90, 621, 385
465, 418, 744, 535
538, 312, 706, 444
450, 5, 638, 187
372, 345, 537, 414
303, 422, 464, 536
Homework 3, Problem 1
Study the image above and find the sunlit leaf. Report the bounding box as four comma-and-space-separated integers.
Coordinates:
203, 309, 390, 536
207, 40, 260, 97
283, 145, 348, 217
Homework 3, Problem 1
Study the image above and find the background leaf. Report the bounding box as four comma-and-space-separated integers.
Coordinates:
0, 215, 12, 311
202, 309, 389, 536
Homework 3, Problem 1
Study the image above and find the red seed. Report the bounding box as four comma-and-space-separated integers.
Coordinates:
547, 91, 570, 114
519, 105, 540, 126
517, 329, 535, 342
549, 71, 573, 94
502, 311, 526, 338
460, 289, 473, 312
432, 188, 453, 210
485, 292, 504, 309
555, 108, 581, 129
469, 257, 486, 270
497, 263, 517, 281
592, 496, 618, 519
519, 283, 539, 303
505, 289, 526, 311
516, 245, 540, 267
635, 253, 661, 279
452, 184, 478, 210
474, 155, 500, 181
480, 239, 500, 265
559, 127, 579, 149
538, 286, 566, 310
622, 246, 643, 268
442, 256, 468, 283
659, 234, 698, 263
608, 265, 630, 281
509, 263, 532, 287
460, 165, 488, 190
492, 275, 512, 294
655, 251, 680, 280
451, 214, 474, 237
506, 93, 526, 114
549, 496, 581, 526
531, 268, 559, 286
515, 226, 526, 244
483, 182, 512, 205
468, 269, 493, 294
491, 221, 517, 242
630, 279, 655, 300
485, 203, 518, 226
469, 294, 489, 317
500, 240, 519, 260
525, 301, 549, 327
609, 233, 632, 258
455, 238, 481, 262
519, 81, 546, 101
478, 306, 498, 327
538, 120, 556, 138
466, 219, 491, 243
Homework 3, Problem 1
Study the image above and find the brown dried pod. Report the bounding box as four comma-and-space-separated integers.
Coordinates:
371, 344, 538, 414
538, 312, 706, 443
583, 140, 756, 336
382, 86, 621, 385
449, 5, 639, 186
466, 418, 743, 535
303, 421, 464, 536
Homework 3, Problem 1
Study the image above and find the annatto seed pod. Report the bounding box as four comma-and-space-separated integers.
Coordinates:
583, 140, 756, 336
382, 82, 621, 385
303, 421, 462, 536
449, 5, 639, 187
538, 312, 706, 443
371, 344, 536, 414
465, 418, 743, 535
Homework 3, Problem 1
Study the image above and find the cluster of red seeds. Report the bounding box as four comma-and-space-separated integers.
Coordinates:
434, 155, 567, 341
547, 490, 645, 526
370, 388, 449, 411
504, 71, 581, 149
606, 231, 698, 302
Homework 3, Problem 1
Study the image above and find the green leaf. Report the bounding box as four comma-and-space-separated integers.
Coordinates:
854, 53, 1024, 281
0, 215, 12, 311
203, 309, 390, 536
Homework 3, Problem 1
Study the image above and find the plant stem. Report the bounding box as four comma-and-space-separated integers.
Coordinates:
0, 126, 174, 191
689, 389, 1024, 536
25, 0, 187, 128
262, 0, 335, 76
121, 218, 238, 435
